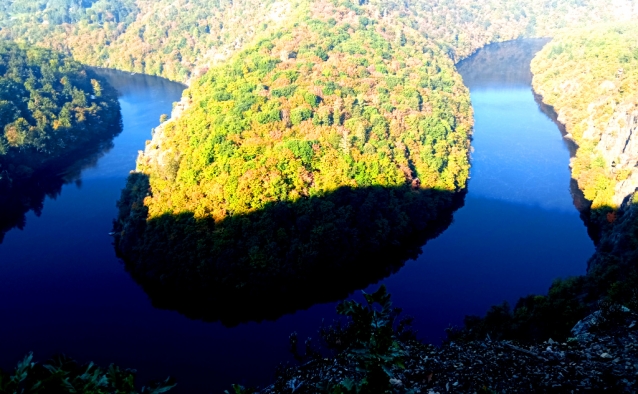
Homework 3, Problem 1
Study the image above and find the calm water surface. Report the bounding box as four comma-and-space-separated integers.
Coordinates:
0, 40, 594, 392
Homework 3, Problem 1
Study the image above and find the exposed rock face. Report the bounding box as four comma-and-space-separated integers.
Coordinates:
135, 94, 190, 180
548, 85, 638, 208
582, 100, 638, 207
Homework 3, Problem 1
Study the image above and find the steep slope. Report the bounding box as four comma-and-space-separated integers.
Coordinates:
532, 23, 638, 210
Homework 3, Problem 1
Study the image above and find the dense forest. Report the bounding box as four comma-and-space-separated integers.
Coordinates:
114, 0, 473, 319
532, 23, 638, 211
0, 42, 121, 180
1, 0, 635, 83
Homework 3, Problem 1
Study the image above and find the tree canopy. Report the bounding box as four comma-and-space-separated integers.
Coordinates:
1, 0, 633, 83
0, 42, 121, 183
532, 23, 638, 210
113, 0, 472, 314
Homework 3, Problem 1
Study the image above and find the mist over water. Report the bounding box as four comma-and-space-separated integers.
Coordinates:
0, 40, 594, 392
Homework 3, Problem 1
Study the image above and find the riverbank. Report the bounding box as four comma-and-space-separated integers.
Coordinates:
0, 40, 608, 393
452, 25, 638, 347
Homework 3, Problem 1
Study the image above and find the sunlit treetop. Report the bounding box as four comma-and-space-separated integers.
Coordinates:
136, 0, 472, 220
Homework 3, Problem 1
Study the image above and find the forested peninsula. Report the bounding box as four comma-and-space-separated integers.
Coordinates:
0, 42, 121, 242
108, 0, 638, 331
1, 0, 637, 392
113, 0, 472, 323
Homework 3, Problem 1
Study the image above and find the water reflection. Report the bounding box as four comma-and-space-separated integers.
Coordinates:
375, 39, 594, 345
0, 126, 121, 244
458, 38, 550, 89
117, 177, 466, 325
457, 39, 579, 213
92, 68, 186, 99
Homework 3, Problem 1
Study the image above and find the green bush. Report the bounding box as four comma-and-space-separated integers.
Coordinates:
0, 353, 175, 394
271, 85, 297, 98
290, 106, 313, 125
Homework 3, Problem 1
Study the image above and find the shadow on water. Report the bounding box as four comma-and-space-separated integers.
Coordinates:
114, 173, 465, 326
0, 71, 123, 244
0, 138, 119, 243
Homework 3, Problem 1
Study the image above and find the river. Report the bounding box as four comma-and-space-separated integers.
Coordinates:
0, 40, 594, 392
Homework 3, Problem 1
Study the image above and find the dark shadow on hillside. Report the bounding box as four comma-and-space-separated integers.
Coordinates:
114, 173, 465, 326
456, 39, 550, 89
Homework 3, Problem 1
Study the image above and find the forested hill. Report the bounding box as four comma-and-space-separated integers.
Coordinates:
0, 0, 138, 25
0, 0, 292, 82
532, 23, 638, 211
137, 13, 472, 220
0, 41, 121, 243
113, 0, 472, 319
1, 0, 635, 83
0, 42, 120, 182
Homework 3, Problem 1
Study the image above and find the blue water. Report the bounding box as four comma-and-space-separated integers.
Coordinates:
0, 40, 595, 392
372, 39, 593, 343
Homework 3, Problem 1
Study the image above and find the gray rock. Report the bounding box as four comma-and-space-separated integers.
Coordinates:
572, 311, 603, 336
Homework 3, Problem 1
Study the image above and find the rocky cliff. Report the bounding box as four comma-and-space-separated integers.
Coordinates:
531, 23, 638, 211
581, 95, 638, 207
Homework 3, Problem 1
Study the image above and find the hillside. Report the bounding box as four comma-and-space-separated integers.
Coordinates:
532, 23, 638, 211
2, 0, 636, 82
0, 0, 292, 82
531, 23, 638, 291
0, 41, 121, 242
0, 41, 121, 182
112, 0, 474, 321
